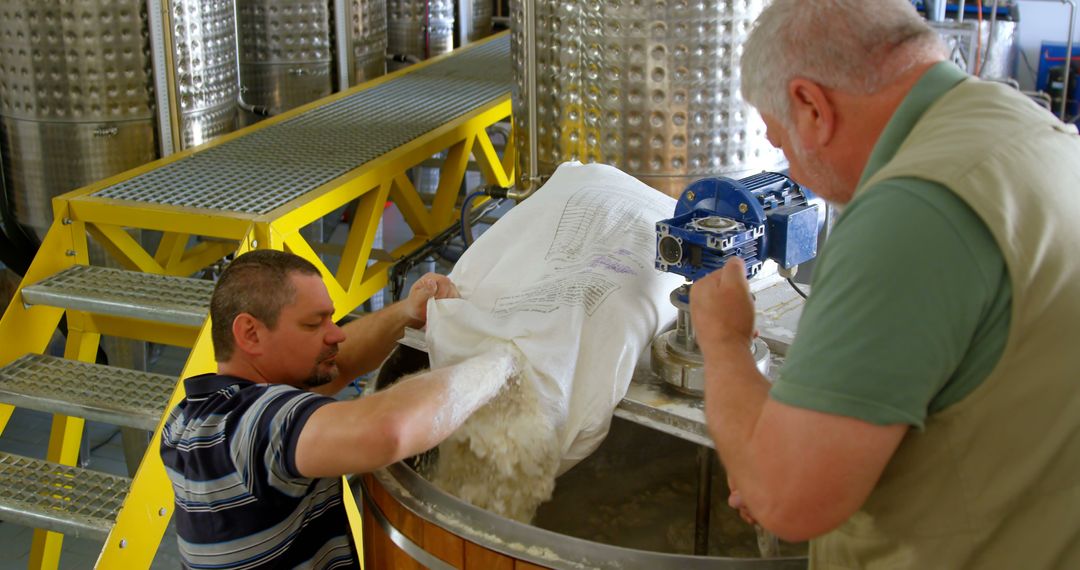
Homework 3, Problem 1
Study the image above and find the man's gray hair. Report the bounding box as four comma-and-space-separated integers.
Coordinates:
741, 0, 947, 124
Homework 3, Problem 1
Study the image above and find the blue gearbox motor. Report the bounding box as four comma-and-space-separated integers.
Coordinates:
655, 172, 824, 281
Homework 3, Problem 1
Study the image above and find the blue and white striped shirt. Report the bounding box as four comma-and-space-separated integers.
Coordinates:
161, 374, 358, 569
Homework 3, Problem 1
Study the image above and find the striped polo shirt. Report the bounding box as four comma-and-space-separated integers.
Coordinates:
161, 373, 359, 569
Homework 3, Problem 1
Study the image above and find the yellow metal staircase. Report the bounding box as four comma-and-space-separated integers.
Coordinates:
0, 33, 514, 569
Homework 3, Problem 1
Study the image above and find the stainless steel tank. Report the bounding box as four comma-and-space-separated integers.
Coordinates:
512, 0, 786, 197
464, 0, 493, 43
0, 0, 240, 235
172, 0, 241, 146
0, 0, 157, 234
926, 3, 1019, 83
978, 18, 1018, 82
350, 0, 389, 83
236, 0, 334, 119
387, 0, 455, 68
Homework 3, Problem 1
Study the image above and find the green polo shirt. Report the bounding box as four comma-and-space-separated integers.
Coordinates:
771, 63, 1012, 429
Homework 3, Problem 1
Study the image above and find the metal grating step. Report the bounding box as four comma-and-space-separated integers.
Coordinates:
21, 265, 212, 327
0, 452, 129, 541
0, 354, 175, 431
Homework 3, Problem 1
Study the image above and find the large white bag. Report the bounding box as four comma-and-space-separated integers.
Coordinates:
425, 162, 683, 520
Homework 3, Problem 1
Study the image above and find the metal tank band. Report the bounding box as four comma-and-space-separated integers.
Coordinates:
512, 0, 786, 197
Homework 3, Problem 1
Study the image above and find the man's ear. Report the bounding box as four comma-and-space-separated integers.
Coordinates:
788, 78, 837, 149
231, 313, 265, 357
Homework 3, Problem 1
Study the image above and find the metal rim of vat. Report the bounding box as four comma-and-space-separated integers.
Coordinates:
354, 462, 806, 570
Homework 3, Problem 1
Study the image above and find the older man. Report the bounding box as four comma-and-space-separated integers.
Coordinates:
161, 250, 518, 569
690, 1, 1080, 567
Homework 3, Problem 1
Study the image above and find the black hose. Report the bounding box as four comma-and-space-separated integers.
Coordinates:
460, 190, 486, 248
0, 155, 39, 274
237, 97, 271, 117
0, 229, 31, 275
787, 278, 809, 300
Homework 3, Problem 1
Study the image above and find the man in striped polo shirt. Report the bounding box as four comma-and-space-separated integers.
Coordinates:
161, 250, 520, 569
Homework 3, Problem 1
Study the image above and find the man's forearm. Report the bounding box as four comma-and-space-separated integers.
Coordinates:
704, 341, 771, 492
333, 302, 421, 385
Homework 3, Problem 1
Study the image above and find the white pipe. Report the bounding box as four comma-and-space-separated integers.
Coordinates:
928, 0, 948, 22
958, 0, 967, 23
981, 0, 1001, 77
522, 0, 541, 196
1062, 0, 1076, 121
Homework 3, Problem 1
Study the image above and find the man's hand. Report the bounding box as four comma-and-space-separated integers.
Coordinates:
403, 273, 459, 327
689, 258, 755, 356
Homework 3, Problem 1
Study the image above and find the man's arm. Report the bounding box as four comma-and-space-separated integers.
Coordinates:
315, 273, 459, 395
293, 344, 520, 478
691, 260, 907, 542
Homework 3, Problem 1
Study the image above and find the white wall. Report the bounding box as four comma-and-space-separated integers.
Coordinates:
1016, 0, 1080, 90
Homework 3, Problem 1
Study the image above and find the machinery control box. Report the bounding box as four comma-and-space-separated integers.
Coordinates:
655, 172, 822, 282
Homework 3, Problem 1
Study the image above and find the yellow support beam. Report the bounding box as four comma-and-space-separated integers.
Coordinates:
154, 233, 190, 268
80, 314, 202, 348
87, 223, 165, 274
432, 136, 477, 226
389, 174, 436, 237
67, 200, 255, 241
0, 223, 74, 366
337, 181, 393, 295
95, 324, 216, 569
472, 128, 513, 188
282, 231, 349, 304
167, 239, 239, 277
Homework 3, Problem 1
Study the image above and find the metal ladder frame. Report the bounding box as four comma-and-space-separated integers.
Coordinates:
0, 33, 514, 569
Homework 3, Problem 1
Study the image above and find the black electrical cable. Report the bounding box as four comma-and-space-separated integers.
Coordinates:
787, 278, 809, 300
0, 229, 30, 275
89, 428, 122, 454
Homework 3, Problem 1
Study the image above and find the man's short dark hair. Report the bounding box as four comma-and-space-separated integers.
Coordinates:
210, 250, 321, 361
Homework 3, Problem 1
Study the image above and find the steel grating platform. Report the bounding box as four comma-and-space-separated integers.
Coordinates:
20, 266, 213, 327
91, 36, 512, 215
0, 452, 129, 541
0, 354, 175, 431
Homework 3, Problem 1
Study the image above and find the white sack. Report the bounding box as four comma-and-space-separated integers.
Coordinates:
425, 162, 683, 519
